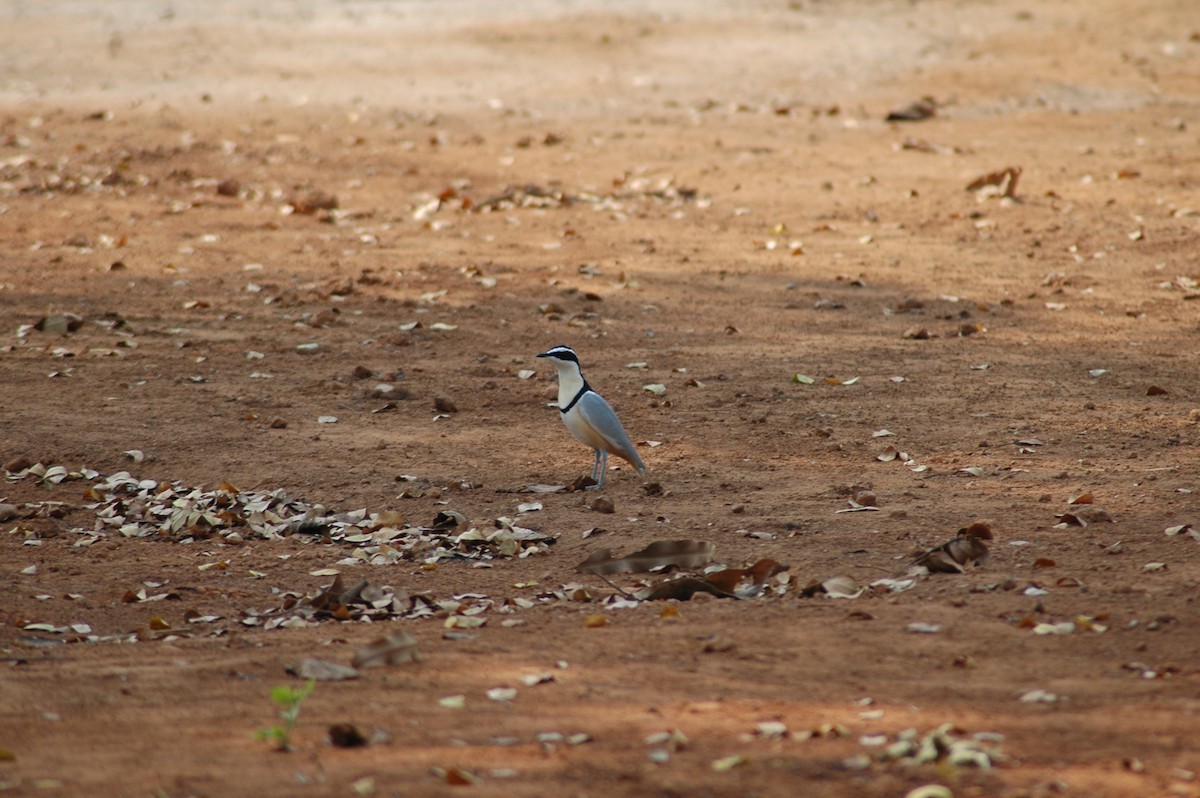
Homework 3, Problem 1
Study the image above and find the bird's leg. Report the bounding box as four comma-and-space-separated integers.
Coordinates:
586, 450, 608, 491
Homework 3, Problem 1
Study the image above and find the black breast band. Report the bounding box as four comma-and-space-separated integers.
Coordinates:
560, 381, 591, 414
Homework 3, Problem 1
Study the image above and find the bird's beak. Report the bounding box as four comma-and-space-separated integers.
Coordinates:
536, 351, 550, 359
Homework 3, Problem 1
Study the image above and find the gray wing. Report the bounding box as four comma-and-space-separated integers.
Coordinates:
577, 392, 647, 473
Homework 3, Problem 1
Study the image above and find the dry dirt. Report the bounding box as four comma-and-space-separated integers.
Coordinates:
2, 1, 1200, 796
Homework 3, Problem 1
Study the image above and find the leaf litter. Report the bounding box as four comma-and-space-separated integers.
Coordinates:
8, 463, 562, 637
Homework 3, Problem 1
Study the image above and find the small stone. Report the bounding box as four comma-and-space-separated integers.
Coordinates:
292, 190, 338, 215
0, 503, 19, 522
216, 178, 241, 197
902, 326, 931, 340
588, 497, 615, 514
434, 394, 458, 413
3, 456, 34, 473
352, 365, 374, 380
329, 723, 368, 748
269, 417, 288, 429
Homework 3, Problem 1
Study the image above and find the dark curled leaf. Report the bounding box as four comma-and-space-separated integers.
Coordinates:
644, 577, 736, 601
966, 166, 1022, 198
309, 575, 345, 611
885, 97, 938, 122
430, 509, 467, 531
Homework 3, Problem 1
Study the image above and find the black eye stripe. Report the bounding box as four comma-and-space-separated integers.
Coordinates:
539, 346, 579, 364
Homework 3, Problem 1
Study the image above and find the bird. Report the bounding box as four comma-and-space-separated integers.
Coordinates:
536, 345, 647, 490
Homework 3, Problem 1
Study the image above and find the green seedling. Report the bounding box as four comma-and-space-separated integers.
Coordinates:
254, 679, 315, 752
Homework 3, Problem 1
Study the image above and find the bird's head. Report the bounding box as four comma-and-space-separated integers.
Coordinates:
536, 345, 581, 371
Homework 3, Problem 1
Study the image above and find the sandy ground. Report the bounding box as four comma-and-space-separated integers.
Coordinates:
2, 1, 1200, 796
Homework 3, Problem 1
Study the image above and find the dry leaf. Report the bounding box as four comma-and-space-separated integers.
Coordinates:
34, 313, 85, 335
711, 754, 746, 772
967, 166, 1022, 198
487, 687, 518, 702
907, 622, 941, 634
644, 577, 735, 601
798, 575, 864, 599
1165, 524, 1198, 540
756, 721, 788, 740
443, 768, 480, 786
702, 559, 789, 593
1055, 505, 1114, 527
885, 97, 938, 122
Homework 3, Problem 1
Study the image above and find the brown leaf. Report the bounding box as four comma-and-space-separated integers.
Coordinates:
575, 540, 716, 575
702, 559, 789, 593
885, 97, 938, 122
309, 574, 345, 611
569, 475, 598, 492
966, 166, 1022, 198
431, 509, 467, 530
444, 768, 480, 786
1033, 558, 1057, 569
644, 577, 736, 601
1057, 505, 1114, 527
352, 631, 420, 669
